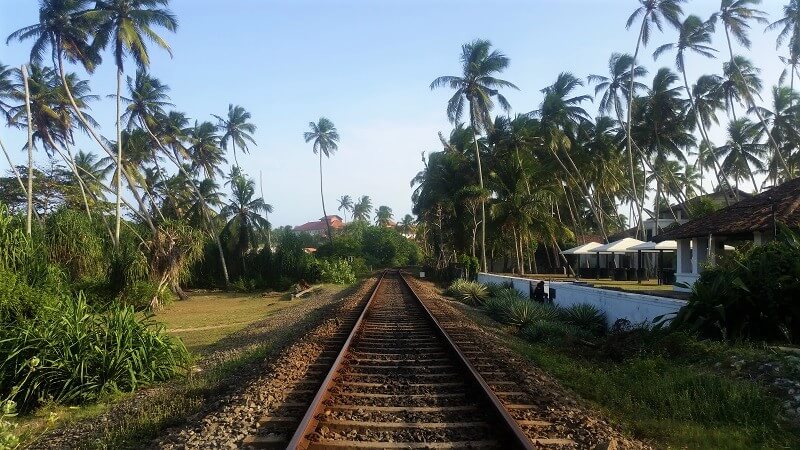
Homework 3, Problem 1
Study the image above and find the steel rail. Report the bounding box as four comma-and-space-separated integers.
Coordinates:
286, 270, 387, 450
398, 271, 535, 450
286, 270, 534, 450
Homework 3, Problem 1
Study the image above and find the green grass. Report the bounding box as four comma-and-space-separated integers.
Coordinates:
12, 285, 350, 448
462, 308, 799, 449
157, 290, 301, 353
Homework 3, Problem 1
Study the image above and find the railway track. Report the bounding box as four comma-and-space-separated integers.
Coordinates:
244, 271, 574, 449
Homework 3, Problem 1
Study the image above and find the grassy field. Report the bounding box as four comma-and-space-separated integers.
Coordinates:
157, 291, 303, 353
461, 307, 799, 449
11, 285, 346, 448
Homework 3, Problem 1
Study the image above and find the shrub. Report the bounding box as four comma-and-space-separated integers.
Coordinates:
507, 300, 560, 327
119, 280, 177, 310
459, 281, 489, 306
484, 282, 514, 298
482, 295, 515, 321
521, 320, 582, 344
318, 258, 357, 284
673, 226, 800, 342
561, 303, 607, 336
444, 278, 469, 298
0, 293, 189, 411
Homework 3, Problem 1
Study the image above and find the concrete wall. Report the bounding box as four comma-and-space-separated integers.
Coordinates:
477, 273, 686, 327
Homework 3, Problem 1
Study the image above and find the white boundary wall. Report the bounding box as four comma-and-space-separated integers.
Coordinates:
476, 273, 686, 326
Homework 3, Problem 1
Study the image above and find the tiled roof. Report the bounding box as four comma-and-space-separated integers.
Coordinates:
654, 177, 800, 241
293, 215, 345, 232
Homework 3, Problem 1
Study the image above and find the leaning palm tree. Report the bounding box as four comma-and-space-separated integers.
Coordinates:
214, 104, 256, 167
89, 0, 177, 245
188, 121, 226, 179
654, 15, 737, 199
430, 39, 518, 272
374, 205, 394, 227
588, 52, 647, 229
625, 0, 684, 232
337, 194, 353, 222
1, 63, 28, 198
303, 117, 339, 244
713, 0, 785, 176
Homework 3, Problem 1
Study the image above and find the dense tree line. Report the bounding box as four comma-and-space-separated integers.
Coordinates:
415, 0, 800, 274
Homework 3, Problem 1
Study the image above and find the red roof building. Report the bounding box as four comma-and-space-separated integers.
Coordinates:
293, 215, 345, 235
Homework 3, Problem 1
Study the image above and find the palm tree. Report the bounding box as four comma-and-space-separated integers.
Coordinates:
90, 0, 177, 245
1, 64, 28, 200
768, 0, 800, 59
720, 56, 762, 120
374, 205, 394, 227
751, 86, 800, 182
625, 0, 684, 235
214, 104, 256, 167
715, 118, 767, 191
122, 69, 173, 131
398, 214, 415, 235
712, 0, 784, 176
221, 175, 271, 274
337, 194, 353, 222
352, 195, 372, 222
653, 15, 737, 200
303, 117, 339, 244
188, 121, 226, 179
589, 53, 648, 120
430, 39, 518, 272
186, 178, 223, 227
73, 149, 112, 202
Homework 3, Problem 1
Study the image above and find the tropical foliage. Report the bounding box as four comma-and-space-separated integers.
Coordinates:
417, 2, 800, 274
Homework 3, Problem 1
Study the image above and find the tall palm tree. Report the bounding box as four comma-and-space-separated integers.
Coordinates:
588, 52, 647, 229
715, 118, 767, 191
90, 0, 177, 245
767, 0, 800, 59
654, 15, 736, 199
214, 104, 256, 167
303, 117, 339, 245
625, 0, 684, 235
337, 194, 353, 222
713, 0, 784, 176
352, 195, 372, 222
430, 39, 518, 272
751, 86, 800, 182
221, 175, 271, 274
374, 205, 394, 227
122, 69, 173, 131
720, 56, 762, 120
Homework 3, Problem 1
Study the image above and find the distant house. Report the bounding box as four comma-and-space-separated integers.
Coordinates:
640, 189, 751, 241
293, 215, 345, 236
655, 178, 800, 291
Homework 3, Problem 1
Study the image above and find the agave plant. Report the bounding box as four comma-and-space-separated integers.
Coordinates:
502, 300, 561, 327
560, 303, 608, 336
458, 281, 489, 306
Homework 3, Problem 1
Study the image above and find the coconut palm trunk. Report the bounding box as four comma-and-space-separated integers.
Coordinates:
140, 121, 231, 287
320, 151, 333, 245
627, 17, 647, 238
115, 67, 123, 245
679, 66, 736, 201
0, 136, 28, 198
22, 65, 33, 236
470, 126, 488, 273
54, 54, 155, 234
722, 28, 791, 178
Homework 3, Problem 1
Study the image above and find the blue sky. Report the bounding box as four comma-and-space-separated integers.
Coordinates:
0, 0, 790, 227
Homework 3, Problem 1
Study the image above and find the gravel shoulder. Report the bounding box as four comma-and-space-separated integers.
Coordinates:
24, 281, 372, 450
408, 276, 652, 450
